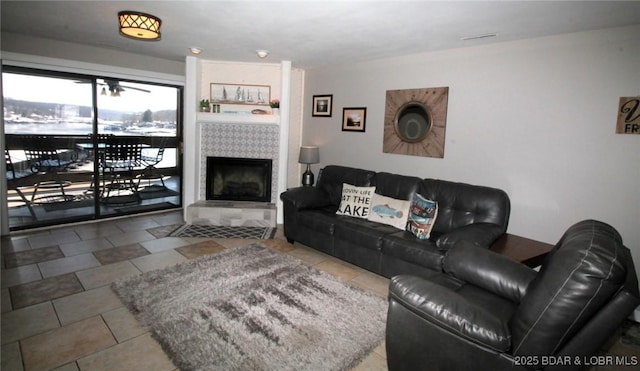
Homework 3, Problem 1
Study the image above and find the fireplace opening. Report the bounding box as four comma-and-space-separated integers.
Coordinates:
206, 157, 272, 202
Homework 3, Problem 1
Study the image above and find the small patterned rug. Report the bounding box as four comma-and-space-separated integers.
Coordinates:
169, 224, 276, 239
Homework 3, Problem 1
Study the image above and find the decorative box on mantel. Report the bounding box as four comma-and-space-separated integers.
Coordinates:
187, 200, 277, 228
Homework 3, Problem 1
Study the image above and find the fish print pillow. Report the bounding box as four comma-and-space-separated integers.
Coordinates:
406, 192, 438, 240
367, 193, 411, 230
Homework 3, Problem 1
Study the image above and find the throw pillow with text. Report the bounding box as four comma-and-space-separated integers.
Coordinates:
336, 183, 376, 219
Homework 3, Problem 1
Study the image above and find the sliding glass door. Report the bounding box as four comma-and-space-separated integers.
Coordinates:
3, 67, 182, 231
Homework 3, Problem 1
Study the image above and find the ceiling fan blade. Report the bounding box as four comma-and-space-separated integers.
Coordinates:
75, 79, 150, 93
119, 85, 151, 93
75, 80, 108, 87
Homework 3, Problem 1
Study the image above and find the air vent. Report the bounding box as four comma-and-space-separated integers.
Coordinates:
460, 33, 498, 41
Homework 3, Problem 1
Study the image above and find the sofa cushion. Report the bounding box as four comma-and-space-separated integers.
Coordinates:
388, 275, 516, 352
336, 183, 375, 218
417, 179, 510, 234
406, 192, 439, 240
382, 231, 445, 271
280, 186, 332, 210
444, 240, 537, 303
317, 165, 376, 206
297, 208, 338, 235
334, 216, 398, 251
372, 172, 421, 200
367, 193, 410, 230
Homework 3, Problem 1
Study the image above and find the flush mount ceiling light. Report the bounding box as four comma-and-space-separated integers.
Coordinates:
190, 47, 203, 55
118, 11, 162, 41
256, 49, 270, 59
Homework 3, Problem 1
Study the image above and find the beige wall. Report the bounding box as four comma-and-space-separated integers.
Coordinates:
193, 59, 305, 191
199, 61, 282, 106
302, 25, 640, 271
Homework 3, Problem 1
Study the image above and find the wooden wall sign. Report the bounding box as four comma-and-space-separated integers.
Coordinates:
616, 96, 640, 135
383, 87, 448, 158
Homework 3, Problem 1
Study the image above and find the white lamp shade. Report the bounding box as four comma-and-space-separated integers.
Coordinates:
299, 146, 319, 164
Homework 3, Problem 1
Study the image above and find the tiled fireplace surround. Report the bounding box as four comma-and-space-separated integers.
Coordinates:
190, 121, 280, 226
199, 122, 280, 203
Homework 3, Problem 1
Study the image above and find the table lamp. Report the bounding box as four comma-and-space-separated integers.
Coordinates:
299, 146, 320, 186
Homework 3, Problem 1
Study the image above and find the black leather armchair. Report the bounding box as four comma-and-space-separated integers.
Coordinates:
386, 220, 640, 371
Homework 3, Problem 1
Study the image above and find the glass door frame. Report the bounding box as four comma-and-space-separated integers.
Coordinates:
2, 65, 183, 232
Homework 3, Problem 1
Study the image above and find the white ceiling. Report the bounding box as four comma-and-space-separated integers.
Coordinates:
2, 1, 640, 69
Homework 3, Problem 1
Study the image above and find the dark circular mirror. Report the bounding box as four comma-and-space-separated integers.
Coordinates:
394, 102, 431, 143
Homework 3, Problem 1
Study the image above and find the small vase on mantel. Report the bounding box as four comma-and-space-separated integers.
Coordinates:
199, 99, 210, 112
270, 99, 280, 115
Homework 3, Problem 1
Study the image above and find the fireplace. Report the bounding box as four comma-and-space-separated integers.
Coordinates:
206, 157, 272, 202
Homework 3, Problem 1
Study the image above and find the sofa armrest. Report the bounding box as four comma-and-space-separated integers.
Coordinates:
436, 222, 505, 249
443, 241, 537, 303
389, 275, 511, 352
280, 187, 332, 210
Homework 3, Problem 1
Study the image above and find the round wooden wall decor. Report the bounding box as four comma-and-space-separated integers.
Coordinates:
394, 102, 432, 143
383, 87, 448, 158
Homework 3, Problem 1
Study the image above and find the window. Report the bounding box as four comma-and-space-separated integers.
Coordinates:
3, 67, 183, 230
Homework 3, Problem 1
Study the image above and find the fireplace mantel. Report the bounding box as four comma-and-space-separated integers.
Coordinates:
184, 58, 293, 225
197, 112, 279, 125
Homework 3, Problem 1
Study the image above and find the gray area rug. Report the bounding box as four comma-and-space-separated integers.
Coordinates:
112, 244, 387, 371
169, 224, 276, 239
620, 319, 640, 347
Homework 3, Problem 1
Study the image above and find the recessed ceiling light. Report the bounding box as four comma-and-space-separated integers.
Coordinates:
190, 47, 202, 55
256, 49, 270, 59
460, 33, 498, 41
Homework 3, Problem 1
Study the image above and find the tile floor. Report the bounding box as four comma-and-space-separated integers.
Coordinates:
2, 210, 639, 371
1, 210, 390, 371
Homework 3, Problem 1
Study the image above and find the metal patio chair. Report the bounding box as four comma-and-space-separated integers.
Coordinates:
20, 135, 75, 205
5, 149, 37, 218
100, 136, 143, 203
137, 137, 167, 190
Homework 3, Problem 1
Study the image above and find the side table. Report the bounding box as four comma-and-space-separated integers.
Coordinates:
490, 233, 554, 267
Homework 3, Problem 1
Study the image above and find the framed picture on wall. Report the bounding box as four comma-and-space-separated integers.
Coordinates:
210, 83, 270, 105
342, 107, 367, 132
312, 94, 333, 117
